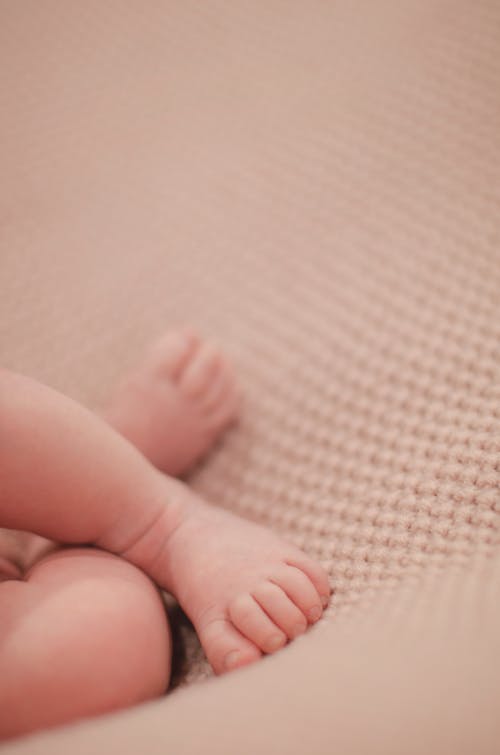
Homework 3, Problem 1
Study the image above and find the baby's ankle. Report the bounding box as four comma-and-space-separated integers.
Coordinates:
98, 471, 199, 591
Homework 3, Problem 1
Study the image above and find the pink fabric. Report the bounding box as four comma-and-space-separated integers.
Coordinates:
1, 0, 499, 697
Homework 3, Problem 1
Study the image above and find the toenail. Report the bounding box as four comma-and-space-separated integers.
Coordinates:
267, 635, 286, 651
308, 606, 322, 622
224, 651, 241, 670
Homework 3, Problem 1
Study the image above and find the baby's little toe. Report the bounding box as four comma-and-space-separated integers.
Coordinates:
286, 554, 332, 608
180, 343, 221, 398
148, 328, 200, 380
197, 613, 261, 675
270, 565, 325, 624
252, 581, 307, 640
228, 593, 288, 654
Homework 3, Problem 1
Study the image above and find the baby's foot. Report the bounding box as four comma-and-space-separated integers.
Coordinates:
104, 329, 240, 476
126, 484, 331, 675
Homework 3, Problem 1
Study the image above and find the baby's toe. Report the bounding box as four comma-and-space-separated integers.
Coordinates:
252, 581, 307, 640
180, 342, 221, 398
199, 358, 237, 413
205, 382, 240, 431
270, 565, 325, 624
286, 554, 331, 608
228, 593, 288, 654
197, 614, 261, 675
148, 328, 199, 380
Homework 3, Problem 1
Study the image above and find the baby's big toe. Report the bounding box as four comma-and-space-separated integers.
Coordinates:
180, 342, 221, 398
179, 341, 240, 429
197, 612, 261, 675
148, 328, 200, 379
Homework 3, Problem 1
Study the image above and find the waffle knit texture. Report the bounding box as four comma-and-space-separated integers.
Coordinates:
0, 0, 499, 730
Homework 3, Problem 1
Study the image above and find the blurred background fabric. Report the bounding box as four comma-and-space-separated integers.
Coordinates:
1, 0, 499, 690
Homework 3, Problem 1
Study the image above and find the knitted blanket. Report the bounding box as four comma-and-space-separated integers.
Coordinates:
1, 0, 499, 705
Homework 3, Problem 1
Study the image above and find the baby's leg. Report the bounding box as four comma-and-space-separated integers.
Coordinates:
0, 344, 329, 684
0, 548, 170, 740
103, 328, 240, 476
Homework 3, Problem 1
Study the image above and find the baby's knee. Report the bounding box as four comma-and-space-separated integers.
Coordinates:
63, 549, 172, 707
0, 548, 171, 738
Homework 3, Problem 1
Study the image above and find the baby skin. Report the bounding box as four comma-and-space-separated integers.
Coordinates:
0, 330, 330, 739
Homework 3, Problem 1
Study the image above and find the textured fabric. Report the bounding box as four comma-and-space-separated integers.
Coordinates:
1, 0, 499, 697
9, 551, 500, 755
